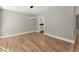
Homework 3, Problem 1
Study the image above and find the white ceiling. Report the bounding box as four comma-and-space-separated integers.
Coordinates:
1, 6, 56, 16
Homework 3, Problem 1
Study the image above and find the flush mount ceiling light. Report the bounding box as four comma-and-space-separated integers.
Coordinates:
30, 6, 34, 8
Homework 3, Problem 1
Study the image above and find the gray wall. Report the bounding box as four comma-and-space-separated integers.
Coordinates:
44, 6, 75, 40
0, 8, 1, 36
76, 15, 79, 30
0, 7, 75, 41
0, 10, 36, 36
75, 7, 79, 32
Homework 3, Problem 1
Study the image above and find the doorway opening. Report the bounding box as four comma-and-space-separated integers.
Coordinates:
37, 16, 44, 34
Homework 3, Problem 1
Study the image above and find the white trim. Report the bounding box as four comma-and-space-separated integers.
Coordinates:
0, 31, 74, 43
0, 31, 35, 38
44, 33, 75, 44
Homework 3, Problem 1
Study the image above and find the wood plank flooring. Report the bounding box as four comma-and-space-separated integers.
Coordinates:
74, 32, 79, 51
0, 32, 72, 52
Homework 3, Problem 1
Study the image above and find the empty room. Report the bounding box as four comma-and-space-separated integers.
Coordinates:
0, 6, 78, 52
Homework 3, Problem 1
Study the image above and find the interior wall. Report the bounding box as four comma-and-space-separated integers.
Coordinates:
0, 10, 37, 36
76, 15, 79, 31
75, 6, 79, 15
75, 7, 79, 32
0, 6, 75, 41
44, 6, 75, 41
0, 8, 2, 36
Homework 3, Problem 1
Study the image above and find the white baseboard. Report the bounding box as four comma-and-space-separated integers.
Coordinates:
44, 33, 74, 44
0, 31, 35, 38
0, 32, 75, 43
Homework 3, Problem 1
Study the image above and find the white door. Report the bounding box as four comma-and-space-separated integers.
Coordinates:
37, 16, 44, 32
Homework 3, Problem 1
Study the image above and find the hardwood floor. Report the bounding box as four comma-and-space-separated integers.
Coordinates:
0, 32, 72, 52
74, 32, 79, 51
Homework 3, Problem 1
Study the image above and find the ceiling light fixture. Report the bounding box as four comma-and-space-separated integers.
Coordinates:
30, 6, 34, 8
